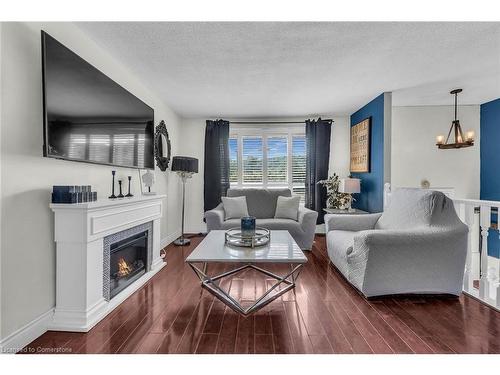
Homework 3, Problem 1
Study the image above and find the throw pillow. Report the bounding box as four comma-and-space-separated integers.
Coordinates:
274, 196, 301, 221
222, 196, 249, 219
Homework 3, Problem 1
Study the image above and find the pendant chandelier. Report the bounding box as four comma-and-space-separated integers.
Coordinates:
436, 89, 474, 149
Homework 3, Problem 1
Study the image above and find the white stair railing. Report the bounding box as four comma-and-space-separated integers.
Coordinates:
453, 198, 500, 310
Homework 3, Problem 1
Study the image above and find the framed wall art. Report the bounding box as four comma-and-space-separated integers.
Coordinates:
350, 117, 371, 173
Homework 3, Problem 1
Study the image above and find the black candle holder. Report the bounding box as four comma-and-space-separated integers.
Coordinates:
109, 170, 117, 199
125, 176, 133, 197
117, 180, 124, 198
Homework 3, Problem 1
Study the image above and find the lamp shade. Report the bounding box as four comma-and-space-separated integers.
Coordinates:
339, 178, 360, 194
171, 156, 198, 173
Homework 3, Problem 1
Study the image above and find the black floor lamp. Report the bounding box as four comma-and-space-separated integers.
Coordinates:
171, 156, 199, 246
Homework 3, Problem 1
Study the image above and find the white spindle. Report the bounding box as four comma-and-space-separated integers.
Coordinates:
462, 204, 475, 292
471, 210, 481, 281
479, 206, 491, 300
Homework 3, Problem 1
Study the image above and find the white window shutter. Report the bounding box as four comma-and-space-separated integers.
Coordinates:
267, 137, 287, 183
292, 136, 306, 201
242, 137, 263, 183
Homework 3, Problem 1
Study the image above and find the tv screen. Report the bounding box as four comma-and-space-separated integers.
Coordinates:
42, 31, 154, 169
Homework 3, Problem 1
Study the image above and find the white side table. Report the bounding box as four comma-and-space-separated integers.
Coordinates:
323, 208, 368, 215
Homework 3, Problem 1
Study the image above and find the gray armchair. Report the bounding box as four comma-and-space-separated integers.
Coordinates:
325, 188, 468, 297
205, 188, 318, 250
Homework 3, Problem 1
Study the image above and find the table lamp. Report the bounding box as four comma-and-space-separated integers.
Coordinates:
171, 156, 199, 245
339, 178, 361, 212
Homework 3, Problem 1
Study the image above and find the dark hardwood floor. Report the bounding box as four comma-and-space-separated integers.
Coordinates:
23, 235, 500, 354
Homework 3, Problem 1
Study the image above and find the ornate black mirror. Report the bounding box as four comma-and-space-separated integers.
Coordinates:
154, 120, 171, 171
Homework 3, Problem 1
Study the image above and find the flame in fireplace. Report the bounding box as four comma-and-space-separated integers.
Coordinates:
117, 257, 133, 278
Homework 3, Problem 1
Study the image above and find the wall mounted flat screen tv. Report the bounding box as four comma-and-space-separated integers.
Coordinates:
42, 31, 154, 169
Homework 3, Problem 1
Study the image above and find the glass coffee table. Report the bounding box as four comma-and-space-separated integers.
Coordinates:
186, 230, 307, 315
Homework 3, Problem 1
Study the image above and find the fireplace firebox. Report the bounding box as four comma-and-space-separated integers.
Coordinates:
109, 230, 148, 299
103, 221, 153, 301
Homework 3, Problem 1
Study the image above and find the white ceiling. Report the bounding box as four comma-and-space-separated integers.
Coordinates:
76, 22, 500, 118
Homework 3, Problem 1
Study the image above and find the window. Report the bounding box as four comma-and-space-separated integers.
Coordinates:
242, 137, 263, 183
228, 126, 306, 201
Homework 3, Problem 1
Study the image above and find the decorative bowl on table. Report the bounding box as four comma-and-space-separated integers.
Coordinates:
224, 227, 270, 248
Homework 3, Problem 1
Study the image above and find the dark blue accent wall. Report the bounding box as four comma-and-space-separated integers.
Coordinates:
480, 98, 500, 201
480, 98, 500, 258
350, 94, 385, 213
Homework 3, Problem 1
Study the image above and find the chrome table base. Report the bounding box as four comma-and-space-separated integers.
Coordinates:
188, 262, 303, 315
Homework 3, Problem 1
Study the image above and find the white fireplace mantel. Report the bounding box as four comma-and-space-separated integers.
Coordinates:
49, 194, 166, 332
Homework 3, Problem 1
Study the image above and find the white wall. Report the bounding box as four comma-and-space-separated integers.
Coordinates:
181, 116, 351, 233
391, 105, 480, 199
177, 118, 206, 233
328, 116, 350, 178
0, 22, 182, 340
383, 92, 392, 183
0, 22, 3, 342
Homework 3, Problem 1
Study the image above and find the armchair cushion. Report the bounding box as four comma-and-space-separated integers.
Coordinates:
274, 196, 301, 221
221, 196, 249, 219
324, 213, 382, 233
327, 230, 356, 276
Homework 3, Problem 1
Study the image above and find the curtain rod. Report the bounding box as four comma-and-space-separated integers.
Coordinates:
229, 119, 333, 125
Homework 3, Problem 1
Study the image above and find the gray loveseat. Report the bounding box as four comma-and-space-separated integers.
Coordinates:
325, 188, 468, 297
205, 188, 318, 250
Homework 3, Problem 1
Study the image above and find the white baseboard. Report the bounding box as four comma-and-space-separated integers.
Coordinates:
0, 309, 54, 354
48, 262, 166, 332
161, 229, 182, 249
185, 227, 207, 235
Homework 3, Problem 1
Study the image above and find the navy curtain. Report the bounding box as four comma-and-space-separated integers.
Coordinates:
204, 119, 230, 212
305, 118, 332, 224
